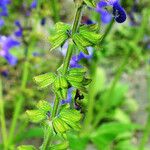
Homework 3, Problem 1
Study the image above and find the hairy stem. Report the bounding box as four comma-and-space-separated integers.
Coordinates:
0, 77, 7, 150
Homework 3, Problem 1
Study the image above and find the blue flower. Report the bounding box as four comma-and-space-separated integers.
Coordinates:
70, 47, 93, 68
14, 20, 23, 37
0, 18, 4, 27
61, 88, 74, 105
30, 0, 37, 9
96, 0, 126, 23
0, 36, 20, 66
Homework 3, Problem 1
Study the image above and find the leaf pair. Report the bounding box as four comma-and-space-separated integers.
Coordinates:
49, 22, 71, 51
52, 108, 82, 135
26, 100, 52, 123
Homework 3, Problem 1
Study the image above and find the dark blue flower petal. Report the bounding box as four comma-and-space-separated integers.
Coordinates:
15, 29, 23, 37
113, 2, 126, 23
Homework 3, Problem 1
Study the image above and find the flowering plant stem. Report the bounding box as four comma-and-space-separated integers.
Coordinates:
0, 77, 7, 150
7, 47, 29, 148
40, 4, 83, 149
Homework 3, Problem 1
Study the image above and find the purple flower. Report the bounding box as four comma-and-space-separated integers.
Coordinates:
0, 36, 20, 66
61, 42, 93, 68
61, 88, 74, 105
96, 0, 126, 23
0, 18, 4, 27
70, 47, 93, 68
30, 0, 37, 9
14, 20, 23, 37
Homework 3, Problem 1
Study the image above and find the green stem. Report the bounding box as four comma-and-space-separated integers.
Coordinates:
139, 57, 150, 150
101, 20, 114, 43
40, 126, 53, 150
51, 95, 59, 118
72, 5, 83, 34
7, 48, 29, 148
63, 4, 83, 75
62, 41, 74, 75
50, 0, 60, 23
0, 77, 7, 150
93, 51, 130, 128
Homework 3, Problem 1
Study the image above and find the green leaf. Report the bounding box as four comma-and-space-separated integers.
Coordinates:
55, 22, 70, 32
68, 80, 88, 93
49, 31, 68, 51
49, 142, 69, 150
83, 0, 96, 7
36, 100, 52, 113
66, 74, 84, 83
49, 22, 70, 51
53, 117, 70, 134
60, 109, 82, 122
14, 127, 44, 143
26, 110, 45, 123
33, 72, 56, 89
79, 24, 99, 32
79, 30, 102, 44
91, 122, 140, 150
68, 133, 89, 150
57, 88, 68, 100
73, 33, 92, 54
17, 145, 36, 150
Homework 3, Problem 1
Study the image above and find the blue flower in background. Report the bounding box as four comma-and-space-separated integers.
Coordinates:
0, 0, 10, 27
96, 0, 126, 23
14, 20, 23, 37
70, 47, 93, 68
61, 88, 74, 105
30, 0, 37, 9
0, 18, 4, 27
0, 36, 20, 66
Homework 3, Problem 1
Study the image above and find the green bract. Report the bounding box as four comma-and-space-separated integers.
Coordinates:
52, 108, 82, 135
72, 24, 102, 55
49, 22, 71, 51
17, 145, 36, 150
33, 72, 56, 89
49, 142, 69, 150
26, 100, 52, 123
83, 0, 96, 7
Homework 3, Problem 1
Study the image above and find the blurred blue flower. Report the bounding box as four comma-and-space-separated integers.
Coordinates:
0, 36, 20, 66
30, 0, 37, 9
14, 20, 23, 37
70, 47, 93, 68
61, 88, 74, 105
0, 18, 4, 27
96, 0, 126, 23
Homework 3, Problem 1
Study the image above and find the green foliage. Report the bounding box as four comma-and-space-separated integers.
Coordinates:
33, 72, 56, 89
91, 122, 140, 150
83, 0, 96, 7
17, 145, 36, 150
49, 22, 70, 51
26, 100, 52, 123
53, 108, 82, 135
